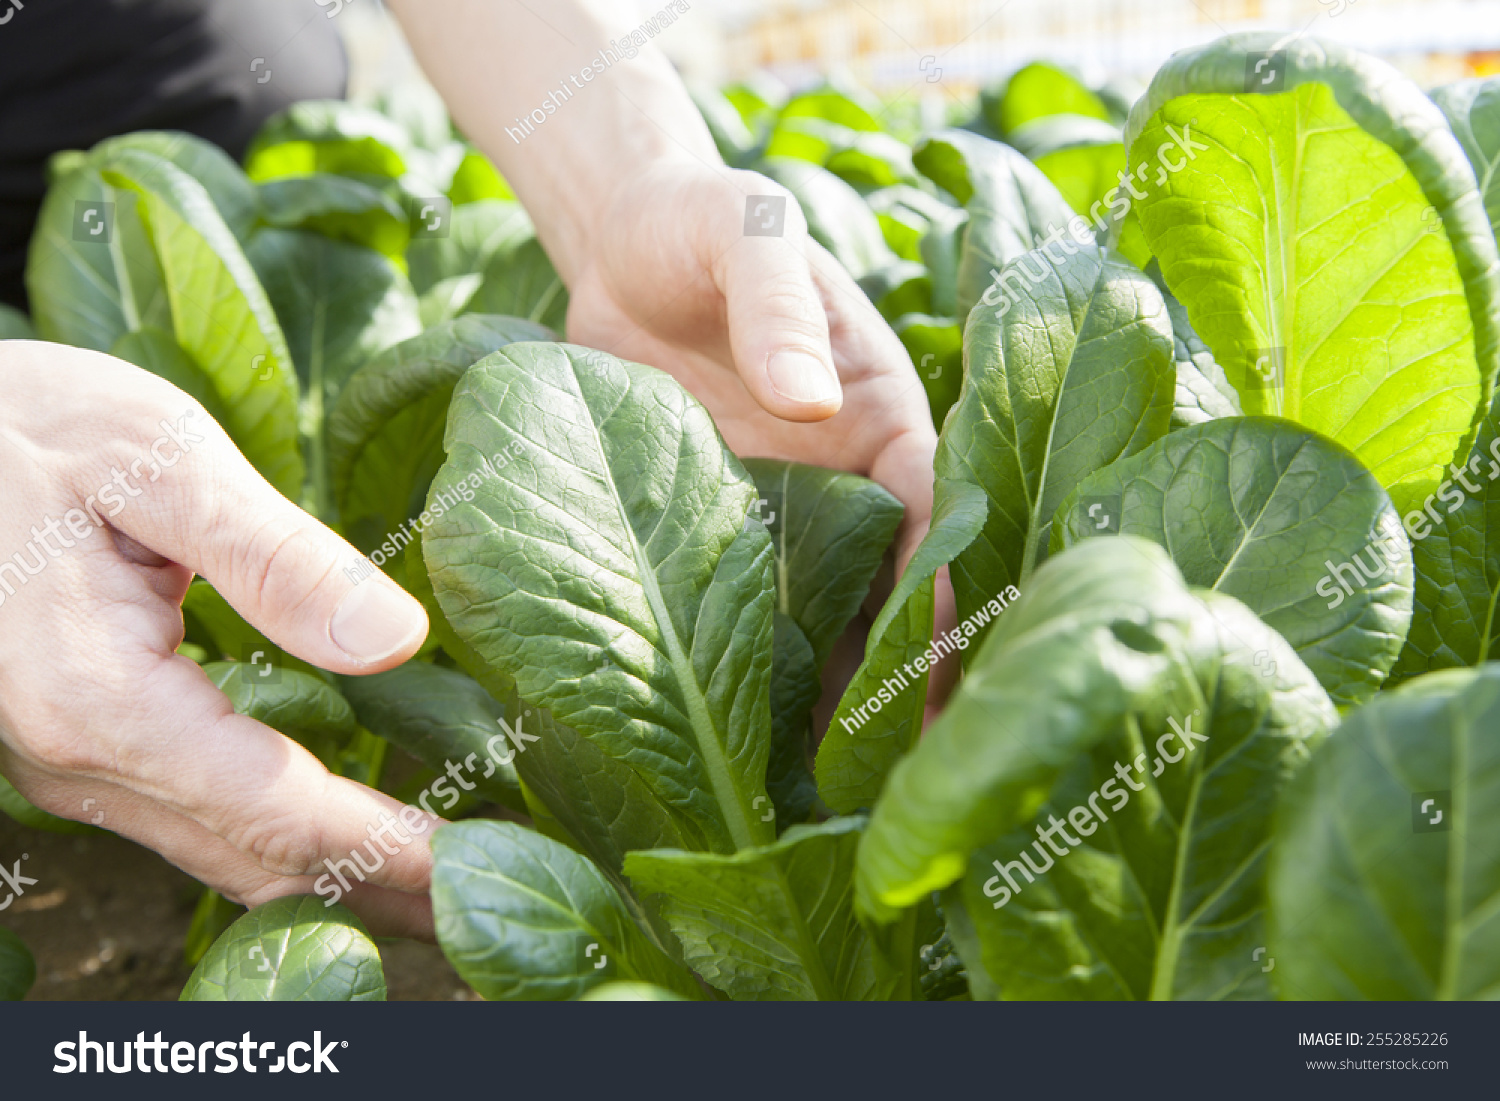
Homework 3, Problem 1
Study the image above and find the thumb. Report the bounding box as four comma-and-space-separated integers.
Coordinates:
110, 407, 427, 673
718, 183, 843, 422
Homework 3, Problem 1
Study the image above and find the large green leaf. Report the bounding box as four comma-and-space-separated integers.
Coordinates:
181, 895, 385, 1001
431, 821, 699, 1001
1393, 390, 1500, 677
98, 148, 305, 497
110, 327, 228, 424
983, 61, 1112, 137
1125, 33, 1497, 517
204, 661, 356, 771
1269, 666, 1500, 1000
912, 130, 1080, 320
946, 244, 1175, 636
404, 535, 694, 875
423, 344, 776, 854
1054, 417, 1414, 709
1146, 262, 1240, 429
766, 611, 822, 828
945, 591, 1334, 999
855, 536, 1332, 922
338, 661, 523, 812
0, 926, 36, 1002
816, 480, 988, 814
326, 315, 550, 571
626, 817, 885, 1000
1431, 78, 1500, 245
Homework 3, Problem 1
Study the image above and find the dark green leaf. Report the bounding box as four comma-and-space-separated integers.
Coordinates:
0, 926, 36, 1001
406, 199, 533, 294
181, 895, 385, 1001
467, 236, 569, 331
204, 661, 356, 770
257, 174, 409, 258
432, 821, 699, 1000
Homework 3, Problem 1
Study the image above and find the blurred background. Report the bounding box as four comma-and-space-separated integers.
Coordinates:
344, 0, 1500, 107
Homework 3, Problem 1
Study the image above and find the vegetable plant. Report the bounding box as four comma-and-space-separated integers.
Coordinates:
4, 31, 1499, 1002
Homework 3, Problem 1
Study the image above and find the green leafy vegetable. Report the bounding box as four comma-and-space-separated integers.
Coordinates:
0, 926, 36, 1002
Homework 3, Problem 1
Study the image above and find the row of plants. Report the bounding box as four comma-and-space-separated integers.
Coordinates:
1, 32, 1497, 1001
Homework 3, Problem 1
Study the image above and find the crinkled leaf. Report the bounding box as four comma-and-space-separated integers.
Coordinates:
181, 895, 385, 1001
766, 612, 821, 828
626, 817, 883, 1000
1054, 417, 1414, 709
1269, 666, 1500, 999
431, 821, 699, 1001
423, 343, 777, 854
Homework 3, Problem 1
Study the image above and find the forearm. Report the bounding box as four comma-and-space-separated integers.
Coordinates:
388, 0, 720, 283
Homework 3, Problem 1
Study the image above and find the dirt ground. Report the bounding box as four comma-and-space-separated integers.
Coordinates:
0, 817, 476, 1001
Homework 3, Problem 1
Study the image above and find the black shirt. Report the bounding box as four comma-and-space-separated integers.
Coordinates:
0, 0, 348, 311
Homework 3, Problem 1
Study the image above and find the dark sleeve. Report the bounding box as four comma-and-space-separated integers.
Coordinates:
0, 0, 349, 312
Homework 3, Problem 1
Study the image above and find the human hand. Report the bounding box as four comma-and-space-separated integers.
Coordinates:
0, 342, 435, 938
564, 158, 940, 571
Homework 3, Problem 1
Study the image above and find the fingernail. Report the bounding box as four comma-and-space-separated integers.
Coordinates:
331, 580, 426, 664
767, 350, 840, 406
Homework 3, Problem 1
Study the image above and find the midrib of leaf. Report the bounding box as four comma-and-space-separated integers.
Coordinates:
1263, 94, 1304, 420
1018, 266, 1099, 584
773, 864, 837, 999
582, 388, 762, 852
106, 189, 142, 332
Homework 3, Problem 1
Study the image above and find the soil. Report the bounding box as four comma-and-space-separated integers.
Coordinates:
0, 817, 476, 1001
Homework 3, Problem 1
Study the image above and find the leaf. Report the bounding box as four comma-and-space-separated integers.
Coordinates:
338, 661, 524, 812
946, 244, 1175, 636
983, 61, 1112, 136
1055, 417, 1414, 709
626, 817, 885, 1000
448, 148, 515, 204
1392, 389, 1500, 677
257, 174, 410, 259
1269, 666, 1500, 1000
91, 131, 259, 241
247, 228, 421, 403
1125, 33, 1497, 517
855, 536, 1335, 922
181, 578, 322, 676
817, 480, 988, 815
780, 82, 884, 132
467, 236, 569, 331
1431, 78, 1500, 244
184, 889, 244, 967
431, 821, 699, 1001
403, 534, 695, 875
741, 459, 904, 828
423, 344, 777, 854
756, 157, 895, 280
692, 84, 760, 167
246, 101, 412, 183
204, 661, 356, 771
180, 895, 385, 1001
326, 315, 551, 568
912, 130, 1079, 319
944, 590, 1334, 999
0, 303, 33, 340
0, 926, 35, 1002
26, 161, 171, 351
98, 148, 305, 497
406, 199, 533, 295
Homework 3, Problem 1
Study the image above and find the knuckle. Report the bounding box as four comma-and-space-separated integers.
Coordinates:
235, 813, 326, 878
